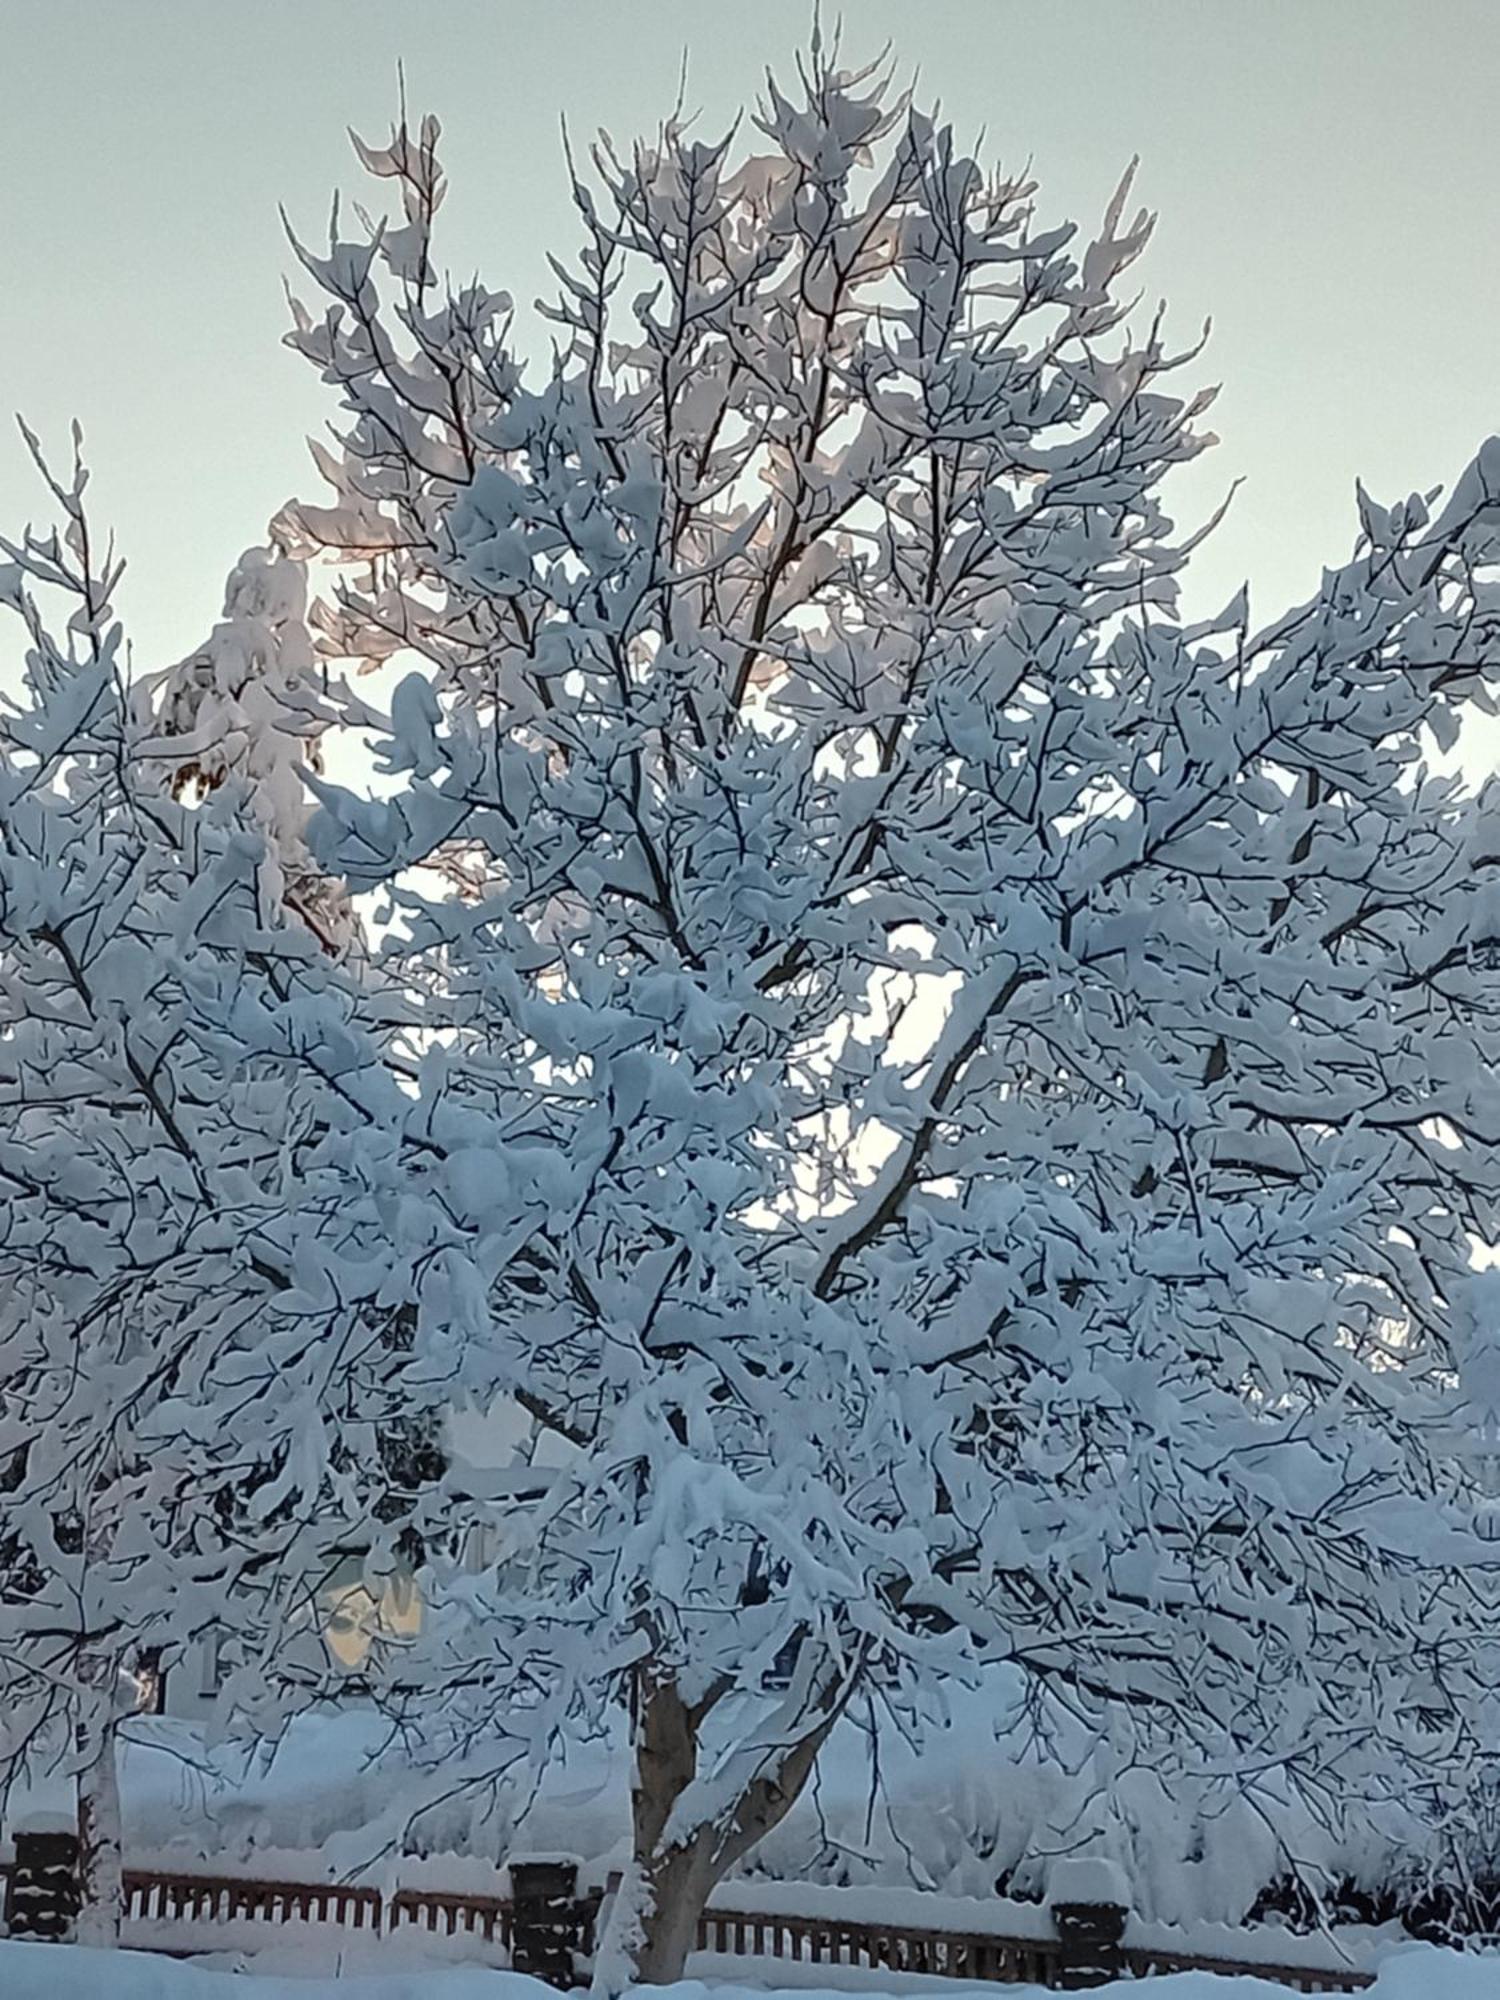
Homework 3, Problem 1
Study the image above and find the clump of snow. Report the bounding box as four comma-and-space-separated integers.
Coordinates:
592, 1860, 652, 2000
1044, 1858, 1130, 1911
8, 1811, 78, 1838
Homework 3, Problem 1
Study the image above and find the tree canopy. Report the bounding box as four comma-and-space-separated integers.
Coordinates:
1, 38, 1496, 1972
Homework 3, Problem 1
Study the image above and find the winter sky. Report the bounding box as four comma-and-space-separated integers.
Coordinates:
2, 0, 1497, 750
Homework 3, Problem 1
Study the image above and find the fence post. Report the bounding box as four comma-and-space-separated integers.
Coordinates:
1047, 1858, 1131, 1991
509, 1857, 584, 1988
5, 1827, 83, 1942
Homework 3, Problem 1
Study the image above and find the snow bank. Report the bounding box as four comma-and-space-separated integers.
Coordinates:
0, 1684, 1429, 1937
3, 1690, 1363, 1931
0, 1700, 1396, 1985
3, 1710, 620, 1886
0, 1942, 1490, 2000
0, 1946, 552, 2000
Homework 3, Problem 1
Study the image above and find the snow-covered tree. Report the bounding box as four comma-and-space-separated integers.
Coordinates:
267, 42, 1497, 1982
2, 31, 1493, 1974
0, 435, 435, 1940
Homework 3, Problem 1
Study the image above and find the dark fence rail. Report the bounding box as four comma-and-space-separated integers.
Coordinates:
1, 1857, 1376, 1992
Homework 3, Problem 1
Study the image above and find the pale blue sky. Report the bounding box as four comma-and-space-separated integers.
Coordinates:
1, 0, 1497, 680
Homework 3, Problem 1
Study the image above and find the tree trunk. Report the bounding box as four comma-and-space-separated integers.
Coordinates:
74, 1709, 123, 1947
593, 1671, 845, 1992
621, 1839, 720, 1988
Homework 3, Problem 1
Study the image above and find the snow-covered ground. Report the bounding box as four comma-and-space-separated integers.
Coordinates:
0, 1944, 1490, 2000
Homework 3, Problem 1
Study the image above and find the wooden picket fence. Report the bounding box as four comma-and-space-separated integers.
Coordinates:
121, 1870, 383, 1930
118, 1868, 513, 1945
0, 1859, 1376, 1992
692, 1904, 1372, 1993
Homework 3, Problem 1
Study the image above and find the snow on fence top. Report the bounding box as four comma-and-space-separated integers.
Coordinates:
708, 1878, 1383, 1975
